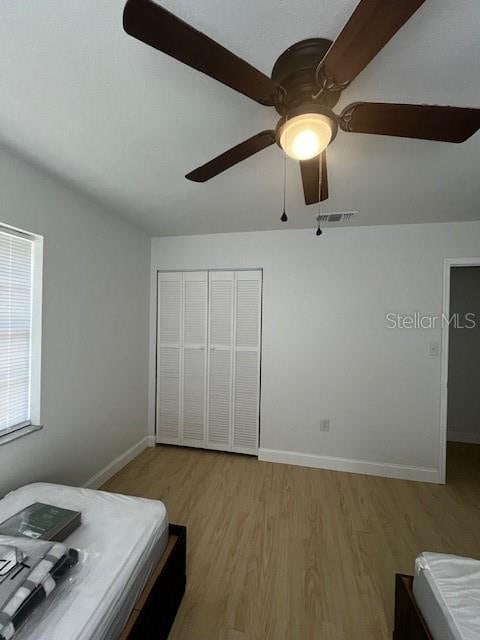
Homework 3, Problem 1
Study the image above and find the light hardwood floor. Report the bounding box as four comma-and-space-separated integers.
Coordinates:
103, 442, 480, 640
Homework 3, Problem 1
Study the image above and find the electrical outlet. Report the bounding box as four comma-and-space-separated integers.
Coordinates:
319, 419, 330, 432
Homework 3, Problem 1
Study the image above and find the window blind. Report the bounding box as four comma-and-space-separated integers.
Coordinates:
0, 230, 34, 433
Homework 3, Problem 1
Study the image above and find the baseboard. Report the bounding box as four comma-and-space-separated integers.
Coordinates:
146, 434, 156, 447
84, 436, 155, 489
258, 448, 441, 484
447, 431, 480, 445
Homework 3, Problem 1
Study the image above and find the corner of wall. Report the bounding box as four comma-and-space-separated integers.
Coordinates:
83, 437, 156, 490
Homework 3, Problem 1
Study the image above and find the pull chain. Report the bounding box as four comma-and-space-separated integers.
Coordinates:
281, 147, 288, 222
316, 154, 322, 236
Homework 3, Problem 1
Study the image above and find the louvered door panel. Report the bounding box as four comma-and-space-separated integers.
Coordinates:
232, 271, 262, 453
182, 272, 207, 443
207, 272, 234, 448
156, 273, 182, 442
158, 277, 182, 344
233, 351, 259, 451
210, 279, 233, 345
184, 275, 207, 345
236, 276, 261, 348
157, 347, 181, 439
183, 348, 206, 441
207, 349, 232, 446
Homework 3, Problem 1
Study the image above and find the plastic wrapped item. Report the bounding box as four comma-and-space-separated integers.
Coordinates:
0, 535, 87, 640
0, 503, 81, 541
0, 545, 24, 577
413, 552, 480, 640
0, 536, 79, 639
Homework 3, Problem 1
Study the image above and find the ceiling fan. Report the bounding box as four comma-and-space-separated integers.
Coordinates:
123, 0, 480, 206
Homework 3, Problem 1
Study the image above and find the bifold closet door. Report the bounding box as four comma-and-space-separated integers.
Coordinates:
233, 271, 261, 454
182, 271, 208, 445
206, 271, 234, 449
156, 272, 182, 443
157, 270, 261, 454
206, 270, 262, 454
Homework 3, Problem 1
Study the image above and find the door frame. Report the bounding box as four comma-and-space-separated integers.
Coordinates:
439, 257, 480, 483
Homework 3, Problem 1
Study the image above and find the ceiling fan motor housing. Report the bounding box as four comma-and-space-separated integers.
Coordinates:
271, 38, 339, 113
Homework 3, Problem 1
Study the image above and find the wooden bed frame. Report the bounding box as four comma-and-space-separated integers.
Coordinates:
393, 574, 433, 640
120, 524, 187, 640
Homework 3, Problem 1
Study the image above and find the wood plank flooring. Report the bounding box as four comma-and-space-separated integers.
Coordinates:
103, 442, 480, 640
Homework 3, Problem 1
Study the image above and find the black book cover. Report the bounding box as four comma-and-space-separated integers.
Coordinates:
0, 503, 81, 541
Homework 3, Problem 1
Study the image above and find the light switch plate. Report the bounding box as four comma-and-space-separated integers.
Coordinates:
428, 342, 440, 357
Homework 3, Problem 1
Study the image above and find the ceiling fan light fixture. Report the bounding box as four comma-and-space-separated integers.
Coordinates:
279, 113, 333, 160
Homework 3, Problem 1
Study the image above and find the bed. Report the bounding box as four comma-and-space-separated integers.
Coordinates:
393, 552, 480, 640
0, 483, 186, 640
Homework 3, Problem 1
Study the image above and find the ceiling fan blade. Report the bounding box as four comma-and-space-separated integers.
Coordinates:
340, 103, 480, 143
123, 0, 280, 106
300, 152, 328, 205
186, 130, 276, 182
322, 0, 425, 87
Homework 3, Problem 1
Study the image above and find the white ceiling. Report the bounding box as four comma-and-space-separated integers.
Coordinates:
1, 0, 479, 236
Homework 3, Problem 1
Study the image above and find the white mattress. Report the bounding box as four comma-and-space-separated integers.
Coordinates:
413, 552, 480, 640
0, 483, 169, 640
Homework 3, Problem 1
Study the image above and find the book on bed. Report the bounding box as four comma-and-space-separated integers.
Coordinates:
0, 503, 81, 542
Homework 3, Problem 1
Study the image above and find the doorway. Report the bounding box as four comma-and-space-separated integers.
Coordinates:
440, 260, 480, 483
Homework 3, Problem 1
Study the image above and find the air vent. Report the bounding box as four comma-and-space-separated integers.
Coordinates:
316, 211, 358, 224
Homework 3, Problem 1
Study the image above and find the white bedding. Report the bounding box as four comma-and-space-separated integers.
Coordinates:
413, 552, 480, 640
0, 483, 169, 640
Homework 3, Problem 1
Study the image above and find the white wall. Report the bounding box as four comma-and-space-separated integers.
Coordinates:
150, 222, 480, 482
447, 266, 480, 444
0, 144, 150, 495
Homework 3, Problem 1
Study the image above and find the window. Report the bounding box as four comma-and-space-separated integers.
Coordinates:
0, 225, 42, 443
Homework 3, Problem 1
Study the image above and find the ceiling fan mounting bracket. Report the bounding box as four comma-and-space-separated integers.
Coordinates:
340, 103, 357, 131
314, 62, 351, 95
271, 38, 340, 114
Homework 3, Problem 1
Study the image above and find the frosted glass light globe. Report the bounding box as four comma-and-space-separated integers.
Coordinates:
279, 113, 333, 160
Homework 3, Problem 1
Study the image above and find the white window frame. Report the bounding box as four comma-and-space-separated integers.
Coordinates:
0, 223, 43, 445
